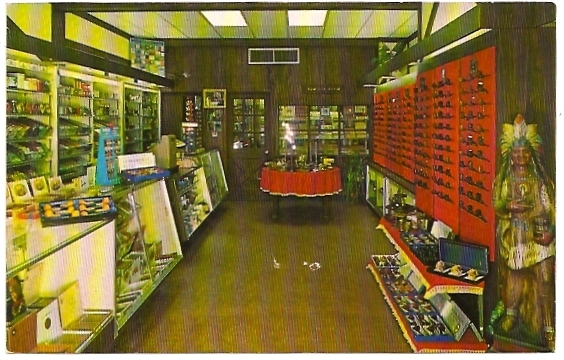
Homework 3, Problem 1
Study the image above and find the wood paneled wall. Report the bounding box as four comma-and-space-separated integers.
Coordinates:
494, 27, 556, 180
161, 42, 376, 161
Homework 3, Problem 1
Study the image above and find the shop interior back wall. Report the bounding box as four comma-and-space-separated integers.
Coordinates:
160, 41, 375, 176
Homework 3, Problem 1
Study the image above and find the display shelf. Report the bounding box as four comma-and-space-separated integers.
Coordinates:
7, 136, 51, 143
57, 75, 93, 180
7, 155, 52, 168
377, 217, 484, 298
123, 85, 160, 154
6, 56, 54, 180
278, 104, 369, 157
92, 80, 121, 160
6, 113, 51, 118
182, 94, 204, 153
367, 262, 487, 353
115, 254, 181, 330
7, 88, 50, 95
65, 310, 113, 353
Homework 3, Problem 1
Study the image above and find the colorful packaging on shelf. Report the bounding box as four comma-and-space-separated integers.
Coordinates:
120, 166, 170, 183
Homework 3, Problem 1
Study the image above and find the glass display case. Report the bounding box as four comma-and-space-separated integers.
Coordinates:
309, 105, 339, 156
341, 106, 369, 155
6, 56, 54, 182
141, 90, 160, 152
200, 150, 229, 209
278, 105, 309, 156
111, 179, 182, 331
167, 167, 212, 242
123, 85, 160, 155
167, 149, 228, 242
6, 213, 115, 353
93, 81, 121, 159
385, 177, 416, 214
277, 105, 368, 158
366, 164, 386, 215
57, 74, 93, 182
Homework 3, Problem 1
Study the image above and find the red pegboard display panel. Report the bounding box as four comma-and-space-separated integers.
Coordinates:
373, 92, 387, 166
399, 85, 415, 182
432, 60, 460, 234
386, 90, 402, 175
414, 71, 435, 217
457, 46, 496, 261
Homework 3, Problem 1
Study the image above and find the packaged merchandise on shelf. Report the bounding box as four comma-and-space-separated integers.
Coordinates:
400, 230, 439, 266
121, 166, 170, 183
29, 298, 63, 344
429, 238, 489, 284
9, 180, 33, 203
29, 176, 49, 197
38, 196, 117, 227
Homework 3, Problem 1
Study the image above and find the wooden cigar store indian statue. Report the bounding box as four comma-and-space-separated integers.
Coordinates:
491, 114, 555, 350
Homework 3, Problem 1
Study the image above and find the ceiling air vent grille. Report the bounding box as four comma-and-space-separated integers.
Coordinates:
248, 48, 300, 65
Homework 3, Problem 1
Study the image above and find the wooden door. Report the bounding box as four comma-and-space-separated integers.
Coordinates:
228, 94, 270, 201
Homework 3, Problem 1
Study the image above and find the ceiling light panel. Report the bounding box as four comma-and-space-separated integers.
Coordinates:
158, 11, 220, 38
288, 10, 327, 26
322, 10, 373, 38
243, 11, 288, 38
357, 10, 417, 38
201, 10, 247, 27
89, 12, 152, 37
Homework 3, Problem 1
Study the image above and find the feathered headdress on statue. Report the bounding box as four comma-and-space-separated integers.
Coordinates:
499, 114, 543, 162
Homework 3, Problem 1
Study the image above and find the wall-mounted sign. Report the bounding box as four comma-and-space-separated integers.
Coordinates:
304, 85, 341, 93
203, 89, 226, 109
130, 38, 165, 77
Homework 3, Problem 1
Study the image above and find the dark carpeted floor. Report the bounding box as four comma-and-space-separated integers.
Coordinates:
113, 197, 412, 353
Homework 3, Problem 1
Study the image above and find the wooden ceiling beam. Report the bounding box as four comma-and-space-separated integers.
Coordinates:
53, 2, 420, 13
362, 2, 556, 84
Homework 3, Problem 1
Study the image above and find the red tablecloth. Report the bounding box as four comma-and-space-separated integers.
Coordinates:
260, 167, 342, 197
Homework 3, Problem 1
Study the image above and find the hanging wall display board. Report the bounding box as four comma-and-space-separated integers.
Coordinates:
130, 38, 165, 77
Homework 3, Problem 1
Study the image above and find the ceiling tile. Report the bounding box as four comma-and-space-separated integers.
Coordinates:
215, 27, 253, 39
125, 12, 186, 38
357, 10, 417, 38
432, 2, 477, 34
288, 26, 324, 39
323, 10, 373, 38
157, 11, 220, 38
243, 11, 288, 39
90, 12, 152, 37
388, 12, 418, 37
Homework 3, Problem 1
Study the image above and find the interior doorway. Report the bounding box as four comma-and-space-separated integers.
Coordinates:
227, 94, 270, 201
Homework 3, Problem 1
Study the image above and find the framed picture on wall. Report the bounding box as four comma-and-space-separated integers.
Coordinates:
203, 89, 226, 109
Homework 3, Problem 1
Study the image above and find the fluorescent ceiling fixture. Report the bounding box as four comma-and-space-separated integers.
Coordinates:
288, 10, 327, 26
201, 11, 247, 26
